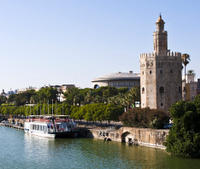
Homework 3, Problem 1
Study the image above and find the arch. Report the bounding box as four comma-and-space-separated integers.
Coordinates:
121, 131, 131, 143
94, 84, 99, 89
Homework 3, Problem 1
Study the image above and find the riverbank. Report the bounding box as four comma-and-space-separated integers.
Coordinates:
86, 127, 169, 149
1, 118, 169, 149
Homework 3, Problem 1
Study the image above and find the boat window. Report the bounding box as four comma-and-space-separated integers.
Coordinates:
44, 126, 47, 132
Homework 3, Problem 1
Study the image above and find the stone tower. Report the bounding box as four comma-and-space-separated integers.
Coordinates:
140, 15, 182, 112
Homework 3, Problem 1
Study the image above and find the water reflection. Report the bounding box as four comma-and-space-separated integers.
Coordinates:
1, 127, 200, 169
24, 134, 53, 162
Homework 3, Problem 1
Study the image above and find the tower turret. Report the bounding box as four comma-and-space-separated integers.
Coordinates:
153, 15, 168, 55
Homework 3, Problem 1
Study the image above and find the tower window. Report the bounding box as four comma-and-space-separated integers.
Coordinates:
142, 87, 145, 94
160, 87, 164, 94
179, 86, 181, 93
161, 103, 163, 106
150, 70, 152, 74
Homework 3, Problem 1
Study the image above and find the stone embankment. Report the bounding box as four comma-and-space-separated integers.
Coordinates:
86, 127, 169, 149
1, 117, 169, 149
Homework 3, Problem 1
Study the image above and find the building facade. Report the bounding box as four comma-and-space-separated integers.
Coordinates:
140, 15, 182, 111
185, 71, 200, 100
197, 79, 200, 95
92, 71, 140, 89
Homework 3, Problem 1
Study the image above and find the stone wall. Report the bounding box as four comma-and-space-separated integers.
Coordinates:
88, 127, 169, 149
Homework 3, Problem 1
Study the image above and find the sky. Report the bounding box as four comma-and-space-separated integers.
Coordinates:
0, 0, 199, 91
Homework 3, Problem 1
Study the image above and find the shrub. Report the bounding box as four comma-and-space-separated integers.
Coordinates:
119, 108, 169, 129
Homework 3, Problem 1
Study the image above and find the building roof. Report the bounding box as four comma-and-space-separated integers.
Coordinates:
156, 14, 165, 24
92, 71, 140, 82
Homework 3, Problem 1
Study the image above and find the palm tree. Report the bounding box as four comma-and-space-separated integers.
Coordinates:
181, 53, 190, 81
187, 69, 194, 75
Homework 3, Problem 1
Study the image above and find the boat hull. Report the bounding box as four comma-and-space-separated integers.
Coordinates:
25, 131, 78, 138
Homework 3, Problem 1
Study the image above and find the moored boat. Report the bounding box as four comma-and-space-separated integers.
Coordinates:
24, 115, 77, 138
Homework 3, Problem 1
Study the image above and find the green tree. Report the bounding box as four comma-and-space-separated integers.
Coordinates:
37, 87, 58, 103
181, 53, 190, 81
63, 87, 81, 106
0, 95, 7, 105
7, 89, 36, 106
104, 104, 123, 122
166, 98, 200, 158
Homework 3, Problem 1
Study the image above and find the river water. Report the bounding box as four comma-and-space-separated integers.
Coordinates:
0, 127, 200, 169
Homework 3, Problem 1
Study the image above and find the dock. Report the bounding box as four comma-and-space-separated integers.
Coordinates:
0, 122, 24, 130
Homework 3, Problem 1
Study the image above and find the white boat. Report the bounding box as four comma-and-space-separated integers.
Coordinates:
24, 115, 77, 138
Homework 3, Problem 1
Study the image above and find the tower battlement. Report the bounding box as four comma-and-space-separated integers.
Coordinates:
140, 53, 156, 58
140, 51, 181, 59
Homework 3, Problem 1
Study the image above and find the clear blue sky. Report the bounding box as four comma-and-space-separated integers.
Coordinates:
0, 0, 199, 91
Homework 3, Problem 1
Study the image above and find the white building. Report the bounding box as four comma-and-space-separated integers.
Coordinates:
92, 71, 140, 89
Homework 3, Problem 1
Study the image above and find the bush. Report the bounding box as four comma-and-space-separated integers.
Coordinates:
119, 108, 169, 129
166, 97, 200, 158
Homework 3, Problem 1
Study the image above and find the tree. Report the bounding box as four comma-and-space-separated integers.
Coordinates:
7, 89, 36, 106
0, 95, 7, 105
63, 87, 81, 106
124, 87, 140, 108
37, 87, 58, 103
166, 98, 200, 158
104, 104, 123, 122
181, 53, 190, 81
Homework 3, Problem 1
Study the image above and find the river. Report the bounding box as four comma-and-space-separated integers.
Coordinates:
0, 127, 200, 169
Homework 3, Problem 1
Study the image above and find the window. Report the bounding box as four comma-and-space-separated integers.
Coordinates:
142, 87, 145, 94
161, 103, 163, 106
160, 70, 163, 74
179, 86, 181, 93
170, 69, 173, 73
150, 70, 152, 74
160, 87, 164, 94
